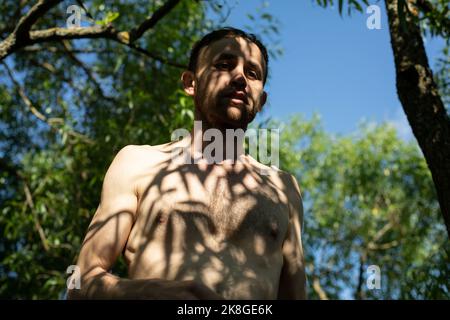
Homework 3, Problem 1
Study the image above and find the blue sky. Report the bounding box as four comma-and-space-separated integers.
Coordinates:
216, 0, 446, 140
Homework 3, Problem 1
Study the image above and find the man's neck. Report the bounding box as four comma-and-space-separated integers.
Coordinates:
190, 114, 246, 163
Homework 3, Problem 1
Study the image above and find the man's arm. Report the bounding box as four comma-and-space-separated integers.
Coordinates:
67, 145, 221, 300
277, 173, 307, 300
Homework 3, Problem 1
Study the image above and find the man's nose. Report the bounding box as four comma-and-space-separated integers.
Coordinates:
230, 67, 247, 91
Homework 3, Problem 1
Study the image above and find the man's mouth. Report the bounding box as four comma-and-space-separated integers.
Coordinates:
229, 98, 245, 105
225, 91, 248, 105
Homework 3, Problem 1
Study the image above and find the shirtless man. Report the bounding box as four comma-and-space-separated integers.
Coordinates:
67, 27, 306, 300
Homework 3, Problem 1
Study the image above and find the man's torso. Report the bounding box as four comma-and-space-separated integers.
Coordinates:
122, 142, 292, 299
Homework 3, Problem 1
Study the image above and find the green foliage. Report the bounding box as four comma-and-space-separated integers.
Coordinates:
314, 0, 450, 38
0, 0, 447, 300
0, 0, 284, 300
0, 0, 209, 299
418, 0, 450, 38
314, 0, 370, 15
433, 44, 450, 113
275, 115, 449, 299
95, 11, 120, 26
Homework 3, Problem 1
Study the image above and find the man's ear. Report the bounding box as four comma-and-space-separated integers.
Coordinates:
258, 91, 267, 112
181, 71, 196, 96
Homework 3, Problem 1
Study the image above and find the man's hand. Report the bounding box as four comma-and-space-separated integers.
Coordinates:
151, 280, 224, 300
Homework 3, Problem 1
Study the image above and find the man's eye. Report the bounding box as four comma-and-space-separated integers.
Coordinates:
216, 62, 230, 70
247, 70, 259, 79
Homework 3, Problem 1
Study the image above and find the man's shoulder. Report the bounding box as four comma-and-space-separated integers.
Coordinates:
117, 142, 174, 158
245, 156, 300, 191
106, 143, 175, 188
110, 143, 171, 170
252, 158, 302, 204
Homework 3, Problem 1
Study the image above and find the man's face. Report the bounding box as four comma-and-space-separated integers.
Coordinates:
183, 36, 267, 129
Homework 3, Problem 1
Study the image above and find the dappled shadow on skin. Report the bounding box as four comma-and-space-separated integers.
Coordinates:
193, 36, 266, 131
81, 210, 134, 247
74, 37, 293, 299
68, 209, 134, 300
74, 153, 295, 299
121, 150, 292, 299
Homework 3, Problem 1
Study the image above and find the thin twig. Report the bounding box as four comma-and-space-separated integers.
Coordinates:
1, 61, 95, 145
23, 181, 50, 252
129, 0, 181, 42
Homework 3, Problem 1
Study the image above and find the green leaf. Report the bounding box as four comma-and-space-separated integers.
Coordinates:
113, 56, 123, 74
350, 0, 363, 13
105, 12, 120, 24
95, 11, 120, 25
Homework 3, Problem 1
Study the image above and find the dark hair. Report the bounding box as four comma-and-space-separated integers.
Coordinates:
188, 27, 269, 84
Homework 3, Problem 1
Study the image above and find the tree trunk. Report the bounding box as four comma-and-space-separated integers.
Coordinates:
384, 0, 450, 237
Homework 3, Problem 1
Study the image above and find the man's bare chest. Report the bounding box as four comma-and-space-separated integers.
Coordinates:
135, 163, 290, 248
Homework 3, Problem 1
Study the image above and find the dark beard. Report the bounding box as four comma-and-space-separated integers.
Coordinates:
194, 88, 258, 130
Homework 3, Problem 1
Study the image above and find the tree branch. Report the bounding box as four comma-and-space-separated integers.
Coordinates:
0, 26, 16, 40
308, 263, 329, 300
75, 0, 94, 21
29, 25, 118, 43
29, 56, 57, 73
128, 0, 181, 42
312, 277, 329, 300
385, 0, 450, 237
23, 181, 50, 252
0, 0, 185, 68
27, 55, 91, 103
370, 221, 393, 244
2, 61, 48, 122
22, 45, 108, 54
60, 40, 116, 101
1, 61, 94, 145
3, 154, 52, 253
126, 42, 187, 68
368, 240, 399, 251
14, 0, 62, 40
20, 40, 187, 69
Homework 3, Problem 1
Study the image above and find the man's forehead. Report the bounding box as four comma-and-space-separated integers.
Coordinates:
198, 36, 265, 69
